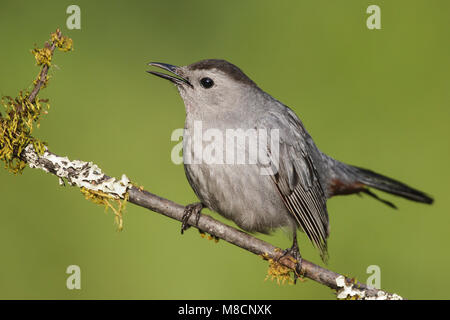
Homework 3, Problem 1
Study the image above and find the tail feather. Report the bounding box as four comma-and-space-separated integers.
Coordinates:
361, 189, 398, 209
352, 166, 434, 205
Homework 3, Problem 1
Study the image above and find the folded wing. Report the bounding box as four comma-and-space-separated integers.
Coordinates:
258, 108, 329, 261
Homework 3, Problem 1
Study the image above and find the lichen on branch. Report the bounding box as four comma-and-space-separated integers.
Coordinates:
335, 275, 403, 300
23, 144, 132, 230
0, 29, 72, 174
81, 188, 130, 231
0, 93, 48, 173
2, 29, 131, 230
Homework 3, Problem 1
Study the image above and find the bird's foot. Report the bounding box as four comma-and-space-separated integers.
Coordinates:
280, 243, 303, 284
181, 202, 204, 234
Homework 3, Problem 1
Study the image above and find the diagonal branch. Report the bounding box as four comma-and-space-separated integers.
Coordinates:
28, 31, 59, 104
21, 144, 403, 300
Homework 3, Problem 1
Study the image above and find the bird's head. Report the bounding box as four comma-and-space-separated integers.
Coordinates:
147, 59, 257, 114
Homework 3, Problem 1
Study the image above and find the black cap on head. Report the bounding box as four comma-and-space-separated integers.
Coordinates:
189, 59, 256, 87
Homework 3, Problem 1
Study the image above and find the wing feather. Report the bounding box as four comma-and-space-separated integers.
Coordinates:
258, 108, 329, 261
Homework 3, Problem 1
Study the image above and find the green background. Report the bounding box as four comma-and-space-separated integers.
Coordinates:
0, 0, 448, 299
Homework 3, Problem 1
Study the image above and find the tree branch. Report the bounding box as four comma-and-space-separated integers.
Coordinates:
21, 145, 403, 300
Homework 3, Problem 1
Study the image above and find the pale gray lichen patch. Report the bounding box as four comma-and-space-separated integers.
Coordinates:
23, 144, 131, 199
335, 275, 403, 300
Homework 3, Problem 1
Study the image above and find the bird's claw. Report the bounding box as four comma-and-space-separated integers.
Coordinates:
181, 202, 204, 234
280, 244, 303, 283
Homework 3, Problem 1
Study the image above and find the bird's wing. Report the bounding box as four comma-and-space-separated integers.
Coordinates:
257, 108, 329, 261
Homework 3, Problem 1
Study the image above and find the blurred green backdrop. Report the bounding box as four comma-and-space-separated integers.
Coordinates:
0, 0, 449, 299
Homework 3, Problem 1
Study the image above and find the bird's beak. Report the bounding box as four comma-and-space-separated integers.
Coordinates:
147, 62, 192, 88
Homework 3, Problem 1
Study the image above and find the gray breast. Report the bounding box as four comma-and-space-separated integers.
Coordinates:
183, 130, 295, 234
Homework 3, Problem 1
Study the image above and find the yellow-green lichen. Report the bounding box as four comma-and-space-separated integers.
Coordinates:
51, 31, 73, 52
0, 93, 48, 173
0, 29, 72, 174
260, 252, 304, 285
31, 46, 53, 67
31, 30, 73, 67
81, 187, 129, 231
199, 231, 220, 243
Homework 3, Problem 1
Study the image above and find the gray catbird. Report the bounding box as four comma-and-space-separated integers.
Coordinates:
147, 59, 433, 276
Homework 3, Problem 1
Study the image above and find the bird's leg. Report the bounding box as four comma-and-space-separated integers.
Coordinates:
280, 232, 303, 283
181, 202, 204, 234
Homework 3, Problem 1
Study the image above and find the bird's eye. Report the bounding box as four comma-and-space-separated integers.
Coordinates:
200, 77, 214, 89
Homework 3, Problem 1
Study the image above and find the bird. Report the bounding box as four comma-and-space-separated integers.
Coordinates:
147, 59, 433, 278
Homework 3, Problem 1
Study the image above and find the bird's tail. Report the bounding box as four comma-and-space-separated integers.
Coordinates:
350, 165, 434, 207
